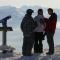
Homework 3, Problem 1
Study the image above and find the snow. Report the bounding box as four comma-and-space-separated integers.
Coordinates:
0, 53, 60, 60
16, 53, 60, 60
0, 46, 60, 60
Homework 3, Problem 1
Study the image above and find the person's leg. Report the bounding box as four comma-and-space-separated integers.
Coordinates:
26, 36, 34, 55
46, 32, 54, 54
49, 32, 54, 53
34, 32, 39, 53
22, 36, 28, 55
22, 35, 34, 56
39, 32, 43, 53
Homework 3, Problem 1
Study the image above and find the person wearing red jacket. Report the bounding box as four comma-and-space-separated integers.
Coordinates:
46, 8, 57, 55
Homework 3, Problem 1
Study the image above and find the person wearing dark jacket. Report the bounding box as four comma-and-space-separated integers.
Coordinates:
46, 8, 57, 55
21, 9, 36, 56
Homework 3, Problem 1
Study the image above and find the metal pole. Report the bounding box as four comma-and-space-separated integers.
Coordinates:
2, 21, 7, 45
2, 31, 7, 45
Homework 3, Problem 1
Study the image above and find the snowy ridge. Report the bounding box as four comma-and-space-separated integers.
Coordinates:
0, 45, 60, 60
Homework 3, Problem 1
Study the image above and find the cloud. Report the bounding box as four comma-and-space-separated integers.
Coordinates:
57, 21, 60, 29
0, 0, 60, 9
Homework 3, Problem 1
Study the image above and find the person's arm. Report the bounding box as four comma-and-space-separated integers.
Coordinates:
20, 20, 24, 32
49, 14, 57, 32
33, 17, 38, 28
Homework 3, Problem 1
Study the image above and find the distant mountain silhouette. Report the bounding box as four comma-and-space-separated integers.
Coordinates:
0, 6, 60, 23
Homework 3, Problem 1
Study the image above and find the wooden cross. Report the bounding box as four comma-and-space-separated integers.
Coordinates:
0, 16, 14, 53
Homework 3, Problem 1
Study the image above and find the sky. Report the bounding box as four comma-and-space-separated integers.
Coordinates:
0, 0, 60, 9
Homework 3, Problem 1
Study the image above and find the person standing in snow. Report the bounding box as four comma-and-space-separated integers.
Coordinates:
46, 8, 57, 55
21, 9, 37, 56
34, 9, 45, 53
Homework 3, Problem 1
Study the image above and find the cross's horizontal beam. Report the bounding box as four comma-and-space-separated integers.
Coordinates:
0, 27, 13, 31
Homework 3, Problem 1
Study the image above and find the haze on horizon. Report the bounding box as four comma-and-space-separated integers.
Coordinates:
0, 0, 60, 9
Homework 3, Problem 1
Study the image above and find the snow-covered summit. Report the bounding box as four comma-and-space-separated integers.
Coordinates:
0, 45, 60, 60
